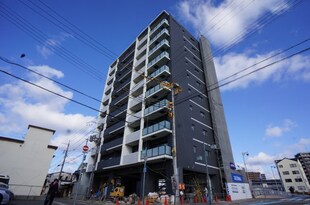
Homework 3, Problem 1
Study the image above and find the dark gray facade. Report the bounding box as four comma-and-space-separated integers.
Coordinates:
89, 11, 236, 199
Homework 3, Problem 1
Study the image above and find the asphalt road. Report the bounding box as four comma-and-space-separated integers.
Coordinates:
9, 195, 310, 205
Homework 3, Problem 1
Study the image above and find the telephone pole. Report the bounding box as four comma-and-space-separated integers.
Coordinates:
162, 81, 182, 204
58, 141, 70, 181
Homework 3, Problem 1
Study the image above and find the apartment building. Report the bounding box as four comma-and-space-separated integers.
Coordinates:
88, 11, 239, 198
275, 158, 310, 193
295, 152, 310, 184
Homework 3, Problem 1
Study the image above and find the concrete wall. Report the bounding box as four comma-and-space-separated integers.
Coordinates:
0, 125, 57, 196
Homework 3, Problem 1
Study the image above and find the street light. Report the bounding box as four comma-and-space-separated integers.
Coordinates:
242, 152, 250, 184
270, 166, 280, 192
204, 144, 217, 205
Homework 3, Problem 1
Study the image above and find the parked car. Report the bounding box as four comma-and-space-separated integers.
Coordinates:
0, 188, 13, 201
0, 189, 10, 204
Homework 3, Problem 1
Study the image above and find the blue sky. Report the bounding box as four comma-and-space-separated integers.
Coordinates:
0, 0, 309, 178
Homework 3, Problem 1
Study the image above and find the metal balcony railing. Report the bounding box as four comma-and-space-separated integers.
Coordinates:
143, 120, 171, 136
149, 28, 169, 45
149, 39, 169, 55
144, 99, 169, 116
150, 19, 169, 35
141, 145, 171, 159
147, 51, 169, 68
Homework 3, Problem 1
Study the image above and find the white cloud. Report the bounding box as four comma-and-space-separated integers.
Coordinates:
265, 119, 297, 137
177, 0, 290, 47
292, 137, 310, 152
213, 52, 310, 90
0, 65, 96, 146
36, 33, 72, 59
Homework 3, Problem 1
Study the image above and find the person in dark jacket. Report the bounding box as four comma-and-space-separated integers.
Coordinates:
44, 179, 59, 205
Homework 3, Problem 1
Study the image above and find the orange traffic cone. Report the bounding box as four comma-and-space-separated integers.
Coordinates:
164, 197, 168, 205
215, 194, 219, 203
225, 195, 231, 202
138, 198, 141, 205
116, 198, 119, 205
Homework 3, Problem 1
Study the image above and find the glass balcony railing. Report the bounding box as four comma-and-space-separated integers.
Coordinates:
141, 145, 171, 159
144, 99, 169, 116
145, 84, 161, 97
147, 52, 169, 68
143, 120, 171, 136
150, 19, 169, 34
149, 28, 169, 45
148, 39, 169, 56
149, 65, 170, 78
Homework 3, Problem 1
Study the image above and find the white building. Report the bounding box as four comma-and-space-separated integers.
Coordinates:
275, 158, 310, 193
0, 125, 57, 197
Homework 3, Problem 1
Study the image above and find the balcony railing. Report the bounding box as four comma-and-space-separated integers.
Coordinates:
144, 99, 169, 116
143, 120, 171, 136
149, 65, 170, 78
148, 39, 170, 59
141, 145, 171, 159
150, 28, 169, 45
147, 51, 169, 68
150, 19, 169, 35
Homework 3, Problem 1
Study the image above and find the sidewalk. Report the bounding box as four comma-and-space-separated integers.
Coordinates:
60, 196, 286, 205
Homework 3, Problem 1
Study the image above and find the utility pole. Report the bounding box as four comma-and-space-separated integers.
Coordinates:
142, 148, 147, 205
58, 141, 70, 182
74, 138, 88, 205
270, 166, 280, 193
163, 81, 182, 204
86, 126, 103, 198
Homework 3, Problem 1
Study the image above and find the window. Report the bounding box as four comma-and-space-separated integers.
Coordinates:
189, 105, 193, 111
298, 186, 306, 190
202, 129, 207, 136
196, 81, 201, 86
193, 145, 197, 153
285, 179, 292, 182
188, 88, 191, 94
290, 164, 297, 168
283, 171, 289, 175
200, 111, 205, 118
187, 74, 190, 78
193, 56, 198, 61
191, 124, 195, 131
198, 95, 203, 100
292, 170, 300, 174
196, 155, 203, 161
195, 68, 199, 73
279, 165, 283, 168
295, 178, 303, 182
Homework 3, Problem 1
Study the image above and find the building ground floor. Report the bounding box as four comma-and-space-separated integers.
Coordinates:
91, 159, 224, 201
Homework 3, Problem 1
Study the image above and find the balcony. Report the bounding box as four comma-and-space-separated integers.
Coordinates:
148, 39, 170, 59
147, 65, 170, 87
150, 19, 169, 38
101, 137, 123, 153
97, 156, 121, 169
136, 43, 147, 60
144, 99, 169, 120
149, 28, 170, 47
137, 34, 147, 50
127, 110, 142, 126
109, 64, 117, 76
122, 152, 139, 165
147, 52, 170, 71
129, 93, 143, 112
131, 80, 144, 97
143, 120, 172, 140
102, 93, 111, 106
111, 92, 129, 107
133, 66, 146, 83
141, 145, 172, 159
104, 121, 125, 138
134, 55, 146, 71
124, 130, 140, 145
145, 84, 170, 103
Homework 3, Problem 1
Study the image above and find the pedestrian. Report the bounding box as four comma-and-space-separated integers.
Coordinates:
44, 179, 59, 205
